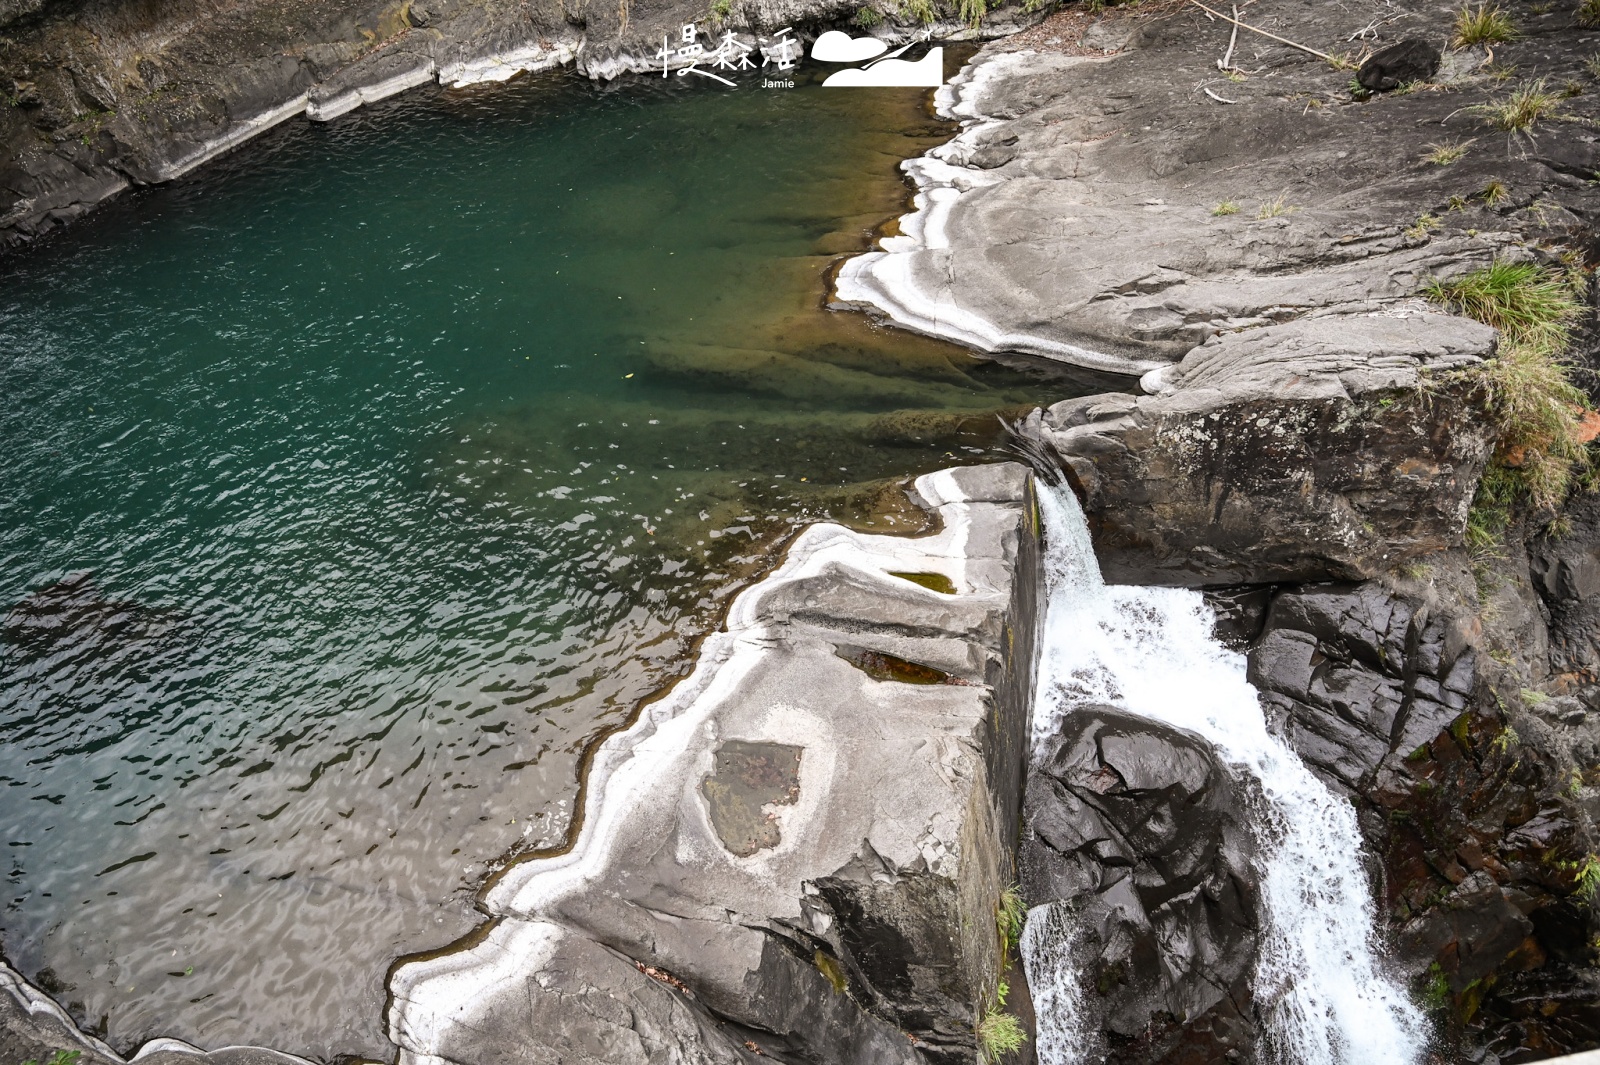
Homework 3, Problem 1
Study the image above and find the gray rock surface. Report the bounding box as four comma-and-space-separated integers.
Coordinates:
840, 1, 1595, 374
1020, 706, 1259, 1065
1027, 310, 1495, 585
0, 958, 312, 1065
840, 0, 1599, 583
386, 463, 1040, 1063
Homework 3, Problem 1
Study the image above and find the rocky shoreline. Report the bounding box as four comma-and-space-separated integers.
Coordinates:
0, 0, 1045, 252
891, 1, 1600, 1059
7, 0, 1600, 1062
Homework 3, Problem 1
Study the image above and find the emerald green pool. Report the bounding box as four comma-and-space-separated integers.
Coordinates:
0, 67, 1123, 1058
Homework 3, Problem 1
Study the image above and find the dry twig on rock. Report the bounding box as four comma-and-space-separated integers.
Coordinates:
1188, 0, 1336, 62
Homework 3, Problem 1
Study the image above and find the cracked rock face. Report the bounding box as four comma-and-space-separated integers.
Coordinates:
1028, 310, 1495, 585
1020, 706, 1260, 1065
1248, 582, 1477, 794
386, 463, 1040, 1064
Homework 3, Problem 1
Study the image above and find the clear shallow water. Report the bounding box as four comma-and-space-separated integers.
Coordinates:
0, 68, 1125, 1057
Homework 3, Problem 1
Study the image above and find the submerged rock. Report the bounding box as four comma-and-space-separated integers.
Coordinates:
1020, 706, 1260, 1065
1, 570, 178, 659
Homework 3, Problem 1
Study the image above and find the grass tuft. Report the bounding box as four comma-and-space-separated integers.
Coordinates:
1577, 854, 1600, 901
1472, 78, 1564, 131
1427, 261, 1591, 541
1589, 54, 1600, 79
1425, 140, 1473, 165
1453, 2, 1517, 45
1427, 260, 1581, 352
1481, 178, 1511, 206
1256, 193, 1296, 219
996, 884, 1026, 958
1406, 213, 1443, 239
1581, 0, 1600, 27
21, 1055, 81, 1065
977, 1008, 1028, 1062
1212, 201, 1240, 216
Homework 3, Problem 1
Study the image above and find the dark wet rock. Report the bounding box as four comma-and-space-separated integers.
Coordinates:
1532, 492, 1600, 685
1247, 582, 1475, 793
1021, 706, 1259, 1065
1202, 585, 1276, 651
1357, 39, 1442, 93
1233, 574, 1600, 1061
387, 464, 1041, 1065
1367, 700, 1600, 1061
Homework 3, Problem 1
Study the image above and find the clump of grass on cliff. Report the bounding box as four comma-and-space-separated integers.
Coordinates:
977, 1005, 1027, 1062
1426, 260, 1591, 547
1580, 0, 1600, 29
1453, 2, 1517, 46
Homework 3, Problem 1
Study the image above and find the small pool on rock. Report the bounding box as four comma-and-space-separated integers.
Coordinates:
0, 64, 1126, 1058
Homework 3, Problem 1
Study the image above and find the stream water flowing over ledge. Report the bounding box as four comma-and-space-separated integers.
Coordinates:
0, 66, 1130, 1058
1025, 482, 1427, 1064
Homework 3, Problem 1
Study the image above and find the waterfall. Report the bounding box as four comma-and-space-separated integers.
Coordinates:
1022, 482, 1427, 1065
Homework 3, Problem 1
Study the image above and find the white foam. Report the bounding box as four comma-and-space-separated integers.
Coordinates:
1024, 483, 1428, 1065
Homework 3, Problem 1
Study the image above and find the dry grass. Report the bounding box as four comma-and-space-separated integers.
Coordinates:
1425, 140, 1473, 165
1406, 213, 1443, 238
1426, 261, 1592, 543
1256, 193, 1296, 219
1212, 201, 1240, 216
1482, 178, 1511, 205
1472, 79, 1564, 131
1453, 2, 1517, 45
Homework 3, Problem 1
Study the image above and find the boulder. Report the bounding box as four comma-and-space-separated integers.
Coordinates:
1245, 583, 1475, 793
1026, 312, 1495, 586
1357, 39, 1443, 93
1020, 706, 1259, 1065
388, 464, 1042, 1064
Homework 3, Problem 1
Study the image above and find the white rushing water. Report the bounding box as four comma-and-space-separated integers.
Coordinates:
1022, 482, 1427, 1065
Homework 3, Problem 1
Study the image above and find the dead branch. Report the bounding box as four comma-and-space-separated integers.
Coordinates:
1187, 0, 1336, 63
